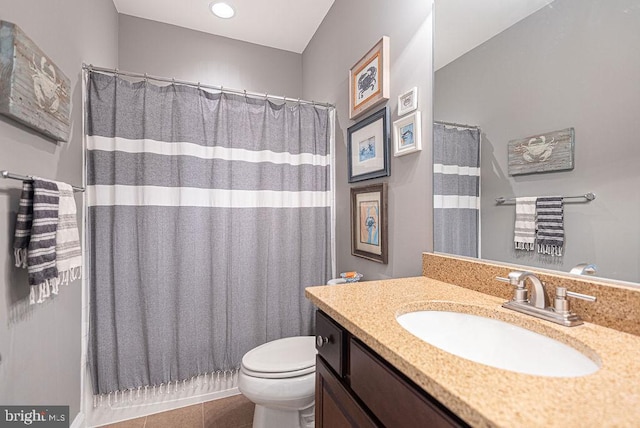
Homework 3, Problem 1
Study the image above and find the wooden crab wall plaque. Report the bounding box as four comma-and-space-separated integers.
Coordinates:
0, 20, 71, 142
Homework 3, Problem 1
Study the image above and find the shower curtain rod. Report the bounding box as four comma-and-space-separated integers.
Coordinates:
82, 63, 335, 109
435, 120, 479, 129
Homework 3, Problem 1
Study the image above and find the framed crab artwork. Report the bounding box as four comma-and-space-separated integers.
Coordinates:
349, 36, 390, 120
0, 20, 71, 142
507, 128, 575, 176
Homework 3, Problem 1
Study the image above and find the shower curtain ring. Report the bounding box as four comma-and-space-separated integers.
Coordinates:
171, 77, 175, 86
197, 81, 201, 90
115, 68, 119, 77
243, 89, 247, 100
144, 73, 148, 83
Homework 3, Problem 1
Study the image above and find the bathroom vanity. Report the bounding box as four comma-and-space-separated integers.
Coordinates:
315, 310, 467, 427
306, 267, 640, 427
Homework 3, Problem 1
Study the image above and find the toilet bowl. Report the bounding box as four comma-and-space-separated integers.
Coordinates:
238, 336, 317, 428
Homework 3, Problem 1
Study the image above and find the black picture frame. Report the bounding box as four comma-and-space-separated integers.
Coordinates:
347, 106, 391, 183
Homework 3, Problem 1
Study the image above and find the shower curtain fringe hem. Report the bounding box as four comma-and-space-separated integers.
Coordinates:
92, 368, 240, 408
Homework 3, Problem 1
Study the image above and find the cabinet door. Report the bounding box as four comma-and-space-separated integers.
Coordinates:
316, 310, 346, 375
349, 339, 469, 428
316, 356, 379, 428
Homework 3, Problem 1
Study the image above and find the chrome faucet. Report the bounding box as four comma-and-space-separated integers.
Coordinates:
496, 271, 596, 327
570, 263, 598, 276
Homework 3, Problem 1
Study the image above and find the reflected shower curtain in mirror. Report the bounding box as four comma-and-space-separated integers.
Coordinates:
433, 123, 480, 258
86, 72, 332, 395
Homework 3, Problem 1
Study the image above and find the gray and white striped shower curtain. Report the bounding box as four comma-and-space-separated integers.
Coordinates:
433, 123, 480, 258
86, 72, 332, 395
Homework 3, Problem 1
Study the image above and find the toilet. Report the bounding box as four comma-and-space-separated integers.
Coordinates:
238, 336, 317, 428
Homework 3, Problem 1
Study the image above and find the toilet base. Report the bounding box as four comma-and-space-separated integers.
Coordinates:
252, 402, 315, 428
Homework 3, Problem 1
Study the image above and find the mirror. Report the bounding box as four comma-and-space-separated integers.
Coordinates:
433, 0, 640, 284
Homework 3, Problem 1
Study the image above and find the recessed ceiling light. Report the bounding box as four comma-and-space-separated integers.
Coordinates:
210, 2, 235, 19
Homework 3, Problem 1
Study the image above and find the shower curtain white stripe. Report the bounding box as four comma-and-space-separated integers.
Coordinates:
433, 195, 480, 209
87, 185, 331, 208
433, 163, 480, 176
87, 135, 330, 167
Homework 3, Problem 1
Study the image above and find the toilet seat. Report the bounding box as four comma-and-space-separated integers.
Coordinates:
241, 336, 316, 379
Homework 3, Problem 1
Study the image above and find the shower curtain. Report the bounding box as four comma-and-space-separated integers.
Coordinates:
86, 72, 332, 395
433, 123, 480, 258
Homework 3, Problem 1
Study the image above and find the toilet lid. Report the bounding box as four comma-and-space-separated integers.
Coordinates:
242, 336, 316, 377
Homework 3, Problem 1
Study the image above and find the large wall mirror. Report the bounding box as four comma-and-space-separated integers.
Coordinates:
433, 0, 640, 284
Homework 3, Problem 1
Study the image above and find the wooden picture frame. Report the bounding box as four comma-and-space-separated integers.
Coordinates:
393, 111, 422, 157
349, 36, 390, 120
347, 106, 390, 183
397, 87, 418, 116
351, 183, 388, 264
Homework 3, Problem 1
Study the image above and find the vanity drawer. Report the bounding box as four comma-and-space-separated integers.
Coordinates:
349, 338, 469, 428
316, 310, 345, 376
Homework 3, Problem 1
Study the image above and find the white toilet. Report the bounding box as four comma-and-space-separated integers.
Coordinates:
238, 336, 317, 428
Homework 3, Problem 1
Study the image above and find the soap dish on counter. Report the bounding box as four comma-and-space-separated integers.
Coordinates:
340, 271, 363, 283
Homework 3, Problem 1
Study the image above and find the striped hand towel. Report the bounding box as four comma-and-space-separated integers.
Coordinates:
27, 179, 59, 304
54, 182, 82, 290
13, 181, 34, 268
514, 197, 537, 251
536, 196, 564, 256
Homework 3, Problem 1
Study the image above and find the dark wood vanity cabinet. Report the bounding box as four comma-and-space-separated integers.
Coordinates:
315, 310, 470, 428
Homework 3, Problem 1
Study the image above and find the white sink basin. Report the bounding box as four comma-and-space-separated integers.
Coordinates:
396, 310, 599, 377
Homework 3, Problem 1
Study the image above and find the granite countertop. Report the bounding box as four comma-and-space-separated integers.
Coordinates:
305, 277, 640, 428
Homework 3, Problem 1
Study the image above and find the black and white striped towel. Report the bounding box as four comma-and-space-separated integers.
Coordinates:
26, 179, 60, 304
536, 196, 564, 256
514, 197, 537, 251
13, 181, 34, 268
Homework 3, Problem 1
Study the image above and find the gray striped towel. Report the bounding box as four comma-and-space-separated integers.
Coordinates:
27, 179, 59, 304
13, 181, 34, 268
536, 196, 564, 256
514, 197, 537, 251
54, 182, 82, 289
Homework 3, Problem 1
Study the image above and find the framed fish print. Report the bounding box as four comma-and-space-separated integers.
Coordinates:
349, 36, 390, 120
347, 106, 390, 183
351, 183, 388, 264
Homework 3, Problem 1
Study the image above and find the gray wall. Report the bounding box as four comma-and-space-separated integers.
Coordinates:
434, 0, 640, 283
0, 0, 118, 421
303, 0, 434, 280
118, 14, 302, 98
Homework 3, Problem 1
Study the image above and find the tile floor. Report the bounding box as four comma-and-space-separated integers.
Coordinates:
103, 394, 254, 428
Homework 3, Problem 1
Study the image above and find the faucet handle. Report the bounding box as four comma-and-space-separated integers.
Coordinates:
496, 271, 527, 287
496, 273, 528, 302
554, 287, 596, 314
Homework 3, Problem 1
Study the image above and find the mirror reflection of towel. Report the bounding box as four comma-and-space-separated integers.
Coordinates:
536, 197, 564, 256
514, 197, 537, 251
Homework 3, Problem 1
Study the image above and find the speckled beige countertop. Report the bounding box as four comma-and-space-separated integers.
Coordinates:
305, 277, 640, 428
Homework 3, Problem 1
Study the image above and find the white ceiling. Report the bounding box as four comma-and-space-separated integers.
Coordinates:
112, 0, 555, 63
435, 0, 555, 70
112, 0, 335, 54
